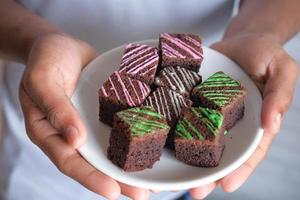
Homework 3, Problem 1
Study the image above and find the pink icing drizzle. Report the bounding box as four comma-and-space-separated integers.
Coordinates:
127, 54, 158, 74
114, 72, 135, 106
162, 33, 201, 58
162, 43, 185, 58
120, 46, 153, 67
108, 76, 120, 100
100, 86, 108, 97
128, 78, 141, 103
122, 44, 148, 60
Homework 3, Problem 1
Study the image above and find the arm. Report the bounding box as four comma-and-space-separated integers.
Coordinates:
226, 0, 300, 43
0, 1, 148, 199
0, 0, 59, 61
190, 0, 299, 199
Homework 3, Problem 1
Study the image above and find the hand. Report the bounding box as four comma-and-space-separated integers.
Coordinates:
19, 33, 150, 200
189, 33, 299, 199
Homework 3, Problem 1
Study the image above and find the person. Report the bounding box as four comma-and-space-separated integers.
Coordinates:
0, 0, 299, 199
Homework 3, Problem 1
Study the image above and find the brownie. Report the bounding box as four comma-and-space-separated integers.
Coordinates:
191, 71, 246, 130
154, 66, 202, 98
107, 106, 170, 172
174, 106, 225, 167
99, 71, 151, 125
143, 87, 192, 148
143, 87, 192, 127
159, 33, 203, 72
119, 44, 159, 85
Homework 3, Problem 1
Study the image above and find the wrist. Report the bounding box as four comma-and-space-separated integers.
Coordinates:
25, 30, 63, 62
223, 16, 286, 45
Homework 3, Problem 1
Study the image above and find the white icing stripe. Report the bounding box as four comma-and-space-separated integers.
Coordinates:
161, 70, 176, 90
153, 90, 164, 116
160, 88, 172, 121
169, 90, 180, 117
178, 67, 196, 88
165, 68, 186, 93
173, 67, 190, 89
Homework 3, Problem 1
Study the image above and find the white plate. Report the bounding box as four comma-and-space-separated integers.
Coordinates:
71, 40, 263, 191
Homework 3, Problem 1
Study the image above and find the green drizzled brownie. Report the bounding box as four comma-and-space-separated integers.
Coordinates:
107, 106, 170, 172
191, 71, 246, 129
174, 106, 226, 167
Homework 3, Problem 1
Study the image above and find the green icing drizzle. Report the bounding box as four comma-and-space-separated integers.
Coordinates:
175, 106, 223, 140
117, 107, 169, 136
175, 120, 194, 140
195, 72, 244, 107
129, 106, 163, 119
198, 107, 223, 129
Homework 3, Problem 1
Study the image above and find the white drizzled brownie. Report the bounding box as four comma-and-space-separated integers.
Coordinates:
155, 66, 202, 98
142, 87, 192, 148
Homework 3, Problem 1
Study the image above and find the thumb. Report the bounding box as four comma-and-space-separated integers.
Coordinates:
22, 75, 87, 148
261, 53, 299, 135
20, 34, 97, 148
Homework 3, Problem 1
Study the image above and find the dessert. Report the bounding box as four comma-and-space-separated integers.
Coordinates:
119, 44, 159, 85
143, 87, 192, 127
174, 106, 225, 167
155, 66, 202, 98
99, 71, 151, 125
159, 33, 203, 72
143, 87, 192, 148
107, 107, 170, 172
191, 71, 246, 129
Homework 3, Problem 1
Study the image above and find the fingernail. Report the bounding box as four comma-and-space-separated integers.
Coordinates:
274, 113, 282, 133
65, 126, 82, 148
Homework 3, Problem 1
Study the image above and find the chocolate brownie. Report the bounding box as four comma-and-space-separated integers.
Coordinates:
159, 33, 203, 72
174, 106, 225, 167
143, 87, 192, 148
99, 71, 151, 125
154, 66, 202, 98
107, 106, 170, 172
143, 87, 192, 127
119, 44, 159, 85
191, 71, 246, 129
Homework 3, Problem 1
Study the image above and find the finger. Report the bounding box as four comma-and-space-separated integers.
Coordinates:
20, 88, 121, 199
21, 73, 87, 148
21, 35, 92, 148
119, 183, 150, 200
261, 53, 299, 133
220, 55, 299, 193
189, 182, 217, 199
